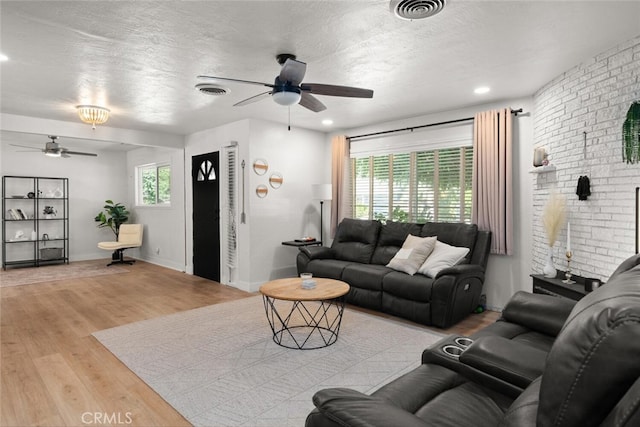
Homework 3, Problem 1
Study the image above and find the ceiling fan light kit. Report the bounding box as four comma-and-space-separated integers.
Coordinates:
197, 53, 373, 114
10, 135, 98, 158
272, 88, 301, 106
76, 105, 110, 129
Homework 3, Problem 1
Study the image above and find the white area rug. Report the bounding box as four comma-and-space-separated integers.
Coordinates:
93, 295, 443, 427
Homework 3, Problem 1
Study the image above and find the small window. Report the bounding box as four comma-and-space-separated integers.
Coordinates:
136, 163, 171, 206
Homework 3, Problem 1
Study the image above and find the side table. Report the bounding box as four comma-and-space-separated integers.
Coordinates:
281, 240, 322, 247
531, 272, 588, 301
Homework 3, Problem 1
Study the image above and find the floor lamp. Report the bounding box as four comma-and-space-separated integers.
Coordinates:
312, 184, 333, 245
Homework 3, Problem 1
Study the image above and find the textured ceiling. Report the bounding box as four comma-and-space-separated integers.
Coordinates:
1, 0, 639, 138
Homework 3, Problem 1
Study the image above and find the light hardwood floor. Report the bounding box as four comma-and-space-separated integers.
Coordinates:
1, 261, 499, 427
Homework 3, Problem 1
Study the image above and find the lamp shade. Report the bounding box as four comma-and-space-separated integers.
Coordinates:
312, 184, 333, 201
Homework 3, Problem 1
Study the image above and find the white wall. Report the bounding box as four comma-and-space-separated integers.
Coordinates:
531, 35, 640, 281
341, 98, 534, 310
184, 118, 328, 292
1, 138, 128, 261
184, 119, 250, 286
246, 119, 329, 288
126, 146, 186, 271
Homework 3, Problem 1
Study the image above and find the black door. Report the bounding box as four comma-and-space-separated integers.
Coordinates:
192, 152, 220, 282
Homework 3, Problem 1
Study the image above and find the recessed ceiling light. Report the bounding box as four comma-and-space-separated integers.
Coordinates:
0, 53, 9, 62
322, 119, 334, 126
474, 87, 490, 95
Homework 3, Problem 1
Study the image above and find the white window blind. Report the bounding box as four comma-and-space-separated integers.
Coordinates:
350, 123, 473, 224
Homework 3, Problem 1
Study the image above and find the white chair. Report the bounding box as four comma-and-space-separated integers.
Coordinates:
98, 224, 143, 266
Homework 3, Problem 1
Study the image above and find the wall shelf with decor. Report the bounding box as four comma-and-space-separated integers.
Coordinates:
529, 165, 556, 174
2, 176, 69, 269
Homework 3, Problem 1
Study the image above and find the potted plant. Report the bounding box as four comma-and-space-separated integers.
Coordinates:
94, 200, 129, 239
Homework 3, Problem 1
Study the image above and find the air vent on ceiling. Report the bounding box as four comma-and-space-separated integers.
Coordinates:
195, 83, 229, 96
390, 0, 446, 20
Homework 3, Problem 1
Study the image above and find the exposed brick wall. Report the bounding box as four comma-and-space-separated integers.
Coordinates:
532, 36, 640, 281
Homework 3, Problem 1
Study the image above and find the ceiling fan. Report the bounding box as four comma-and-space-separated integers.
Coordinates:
11, 135, 98, 158
197, 54, 374, 112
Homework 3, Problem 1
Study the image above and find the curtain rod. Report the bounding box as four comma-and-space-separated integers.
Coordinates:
347, 108, 523, 141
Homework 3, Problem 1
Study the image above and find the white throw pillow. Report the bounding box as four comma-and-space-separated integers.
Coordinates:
386, 235, 437, 276
418, 240, 470, 278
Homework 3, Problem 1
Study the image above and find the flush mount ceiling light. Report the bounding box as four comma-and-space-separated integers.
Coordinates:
76, 105, 110, 129
474, 87, 490, 94
0, 53, 8, 61
390, 0, 446, 20
322, 119, 334, 126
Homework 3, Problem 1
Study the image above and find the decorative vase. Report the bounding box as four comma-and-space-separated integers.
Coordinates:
543, 246, 557, 278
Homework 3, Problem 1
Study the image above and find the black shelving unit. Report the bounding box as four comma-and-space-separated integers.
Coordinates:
2, 176, 69, 269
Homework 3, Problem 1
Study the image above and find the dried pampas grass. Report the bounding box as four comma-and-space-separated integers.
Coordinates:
543, 192, 566, 246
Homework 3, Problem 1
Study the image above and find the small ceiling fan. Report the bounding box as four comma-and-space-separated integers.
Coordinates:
11, 135, 98, 158
197, 54, 374, 112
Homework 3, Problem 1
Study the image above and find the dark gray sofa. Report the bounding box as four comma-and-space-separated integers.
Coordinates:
306, 254, 640, 427
296, 218, 491, 328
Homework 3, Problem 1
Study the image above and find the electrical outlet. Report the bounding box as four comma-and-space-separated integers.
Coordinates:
155, 247, 160, 254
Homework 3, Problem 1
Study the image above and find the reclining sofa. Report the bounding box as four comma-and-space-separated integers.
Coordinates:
297, 218, 491, 328
306, 254, 640, 427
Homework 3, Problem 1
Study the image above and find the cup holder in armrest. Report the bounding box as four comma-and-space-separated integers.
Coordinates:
442, 345, 464, 358
454, 337, 474, 348
423, 334, 475, 369
442, 337, 474, 358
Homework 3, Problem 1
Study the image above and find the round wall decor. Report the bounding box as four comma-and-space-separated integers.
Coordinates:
256, 184, 268, 198
253, 159, 268, 175
269, 172, 283, 189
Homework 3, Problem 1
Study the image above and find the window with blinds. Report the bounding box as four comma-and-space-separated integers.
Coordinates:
352, 146, 473, 224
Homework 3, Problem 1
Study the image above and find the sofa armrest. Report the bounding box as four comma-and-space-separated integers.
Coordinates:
309, 388, 428, 427
459, 336, 547, 389
428, 265, 486, 328
435, 263, 485, 279
300, 246, 336, 260
501, 291, 576, 337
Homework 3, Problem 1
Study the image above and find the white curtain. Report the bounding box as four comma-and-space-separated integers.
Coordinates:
472, 109, 513, 255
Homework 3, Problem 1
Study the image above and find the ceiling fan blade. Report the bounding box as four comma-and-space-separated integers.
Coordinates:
10, 144, 40, 150
197, 75, 273, 88
299, 92, 326, 112
279, 59, 306, 86
234, 91, 273, 107
301, 83, 374, 98
63, 150, 98, 157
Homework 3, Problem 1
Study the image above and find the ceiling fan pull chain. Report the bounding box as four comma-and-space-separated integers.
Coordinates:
288, 106, 291, 131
